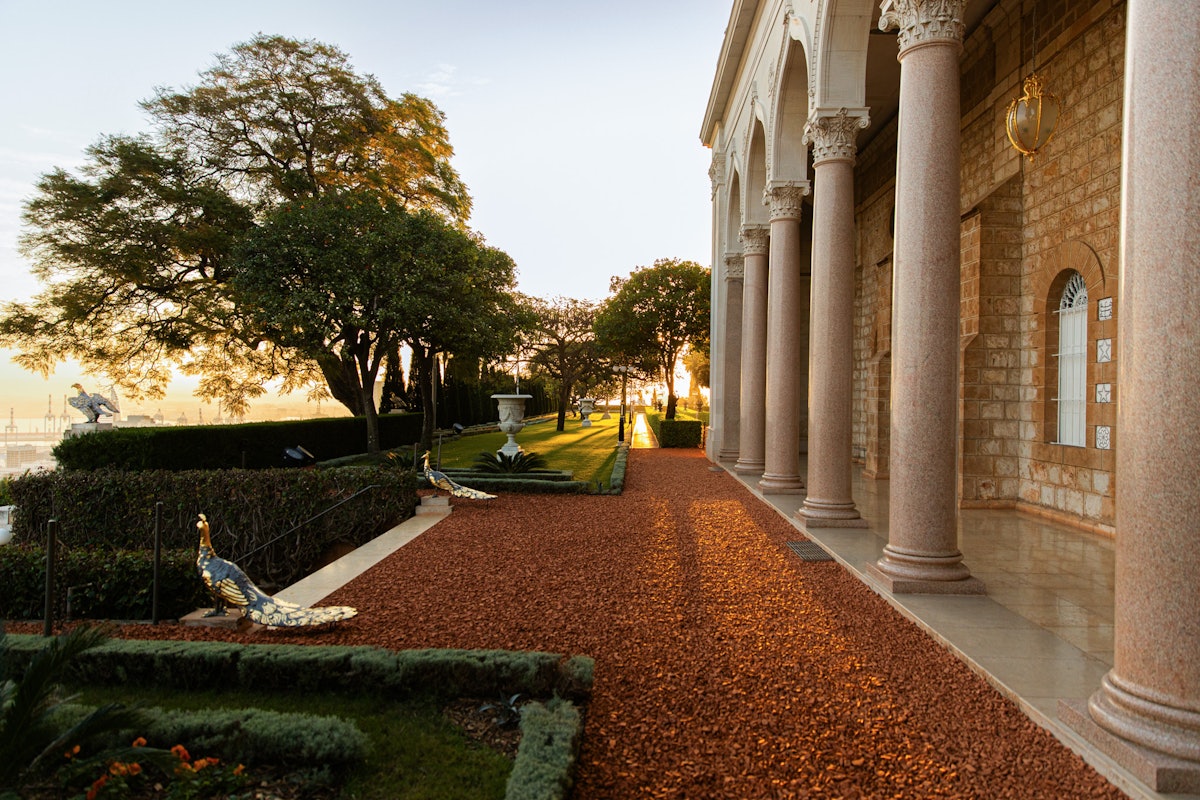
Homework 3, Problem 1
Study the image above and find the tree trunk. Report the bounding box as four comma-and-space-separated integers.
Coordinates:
413, 347, 438, 452
556, 382, 573, 432
665, 358, 678, 420
317, 352, 366, 415
378, 345, 407, 414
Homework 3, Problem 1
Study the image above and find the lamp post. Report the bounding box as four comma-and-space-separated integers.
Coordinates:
615, 366, 630, 442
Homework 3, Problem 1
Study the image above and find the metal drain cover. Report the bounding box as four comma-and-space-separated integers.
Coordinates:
787, 540, 834, 562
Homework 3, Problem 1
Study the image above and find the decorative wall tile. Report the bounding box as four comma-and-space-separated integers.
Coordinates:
1096, 383, 1111, 403
1098, 297, 1113, 321
1097, 338, 1112, 363
1096, 426, 1111, 450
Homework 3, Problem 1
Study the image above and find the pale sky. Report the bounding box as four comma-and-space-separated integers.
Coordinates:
0, 0, 729, 419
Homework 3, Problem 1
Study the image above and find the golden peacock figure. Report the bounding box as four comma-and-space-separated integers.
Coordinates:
421, 450, 496, 500
195, 514, 357, 627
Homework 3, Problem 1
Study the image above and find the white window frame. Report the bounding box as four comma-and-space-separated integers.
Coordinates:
1055, 272, 1088, 447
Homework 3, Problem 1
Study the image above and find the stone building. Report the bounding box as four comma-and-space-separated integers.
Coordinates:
702, 0, 1198, 792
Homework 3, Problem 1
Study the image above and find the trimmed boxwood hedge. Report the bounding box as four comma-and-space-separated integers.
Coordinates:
645, 413, 703, 448
6, 466, 417, 595
52, 414, 425, 471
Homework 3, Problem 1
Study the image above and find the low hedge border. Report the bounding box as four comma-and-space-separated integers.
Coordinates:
6, 635, 594, 800
605, 444, 629, 495
643, 413, 702, 448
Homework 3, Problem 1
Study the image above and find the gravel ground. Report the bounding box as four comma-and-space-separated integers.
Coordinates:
72, 449, 1124, 799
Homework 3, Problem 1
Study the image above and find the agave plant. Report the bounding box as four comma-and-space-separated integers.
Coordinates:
472, 451, 548, 473
0, 626, 168, 794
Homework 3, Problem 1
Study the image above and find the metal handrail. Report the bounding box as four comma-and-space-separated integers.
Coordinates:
238, 484, 382, 560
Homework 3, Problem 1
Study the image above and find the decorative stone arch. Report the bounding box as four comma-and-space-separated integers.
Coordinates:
809, 0, 875, 111
767, 26, 812, 187
725, 167, 744, 250
1032, 241, 1107, 445
743, 116, 770, 226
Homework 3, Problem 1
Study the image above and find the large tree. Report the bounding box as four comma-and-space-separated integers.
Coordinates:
144, 34, 471, 219
1, 35, 471, 415
231, 191, 519, 453
595, 258, 710, 419
526, 297, 604, 432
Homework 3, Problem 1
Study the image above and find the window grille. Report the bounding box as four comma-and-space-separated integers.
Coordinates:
1055, 273, 1087, 446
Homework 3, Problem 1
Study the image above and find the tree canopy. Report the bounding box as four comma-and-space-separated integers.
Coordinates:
526, 296, 606, 432
2, 35, 478, 418
595, 258, 710, 419
232, 191, 519, 452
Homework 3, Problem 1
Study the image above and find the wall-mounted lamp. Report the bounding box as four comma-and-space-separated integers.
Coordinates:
1006, 73, 1060, 161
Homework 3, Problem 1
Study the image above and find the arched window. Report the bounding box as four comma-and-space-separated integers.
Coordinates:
1056, 272, 1088, 446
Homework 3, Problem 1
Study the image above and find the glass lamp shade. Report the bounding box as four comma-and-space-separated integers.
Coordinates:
1006, 74, 1060, 160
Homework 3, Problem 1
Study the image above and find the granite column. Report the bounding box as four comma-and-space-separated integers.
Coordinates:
869, 0, 981, 593
719, 254, 745, 460
759, 185, 809, 494
735, 225, 770, 474
799, 109, 869, 528
1060, 0, 1200, 789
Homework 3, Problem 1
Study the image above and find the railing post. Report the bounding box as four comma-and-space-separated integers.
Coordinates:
152, 501, 163, 624
43, 518, 57, 637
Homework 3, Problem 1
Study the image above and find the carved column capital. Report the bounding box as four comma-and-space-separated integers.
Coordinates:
763, 183, 810, 222
739, 224, 770, 256
879, 0, 966, 54
724, 253, 745, 281
804, 108, 871, 165
709, 152, 726, 199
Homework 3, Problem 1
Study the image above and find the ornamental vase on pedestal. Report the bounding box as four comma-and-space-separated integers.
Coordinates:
491, 394, 532, 457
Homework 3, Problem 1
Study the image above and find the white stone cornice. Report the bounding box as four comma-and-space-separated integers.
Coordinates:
803, 108, 871, 165
879, 0, 966, 54
724, 253, 745, 281
763, 183, 810, 221
740, 224, 771, 255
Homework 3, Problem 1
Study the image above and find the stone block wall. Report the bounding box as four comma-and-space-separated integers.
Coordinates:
851, 0, 1124, 532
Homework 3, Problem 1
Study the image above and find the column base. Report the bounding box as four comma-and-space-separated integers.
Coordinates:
734, 458, 765, 474
1059, 700, 1200, 794
867, 546, 984, 594
718, 448, 740, 461
797, 499, 867, 528
758, 473, 805, 494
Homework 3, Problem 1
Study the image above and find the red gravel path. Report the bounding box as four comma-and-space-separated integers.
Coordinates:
100, 449, 1123, 798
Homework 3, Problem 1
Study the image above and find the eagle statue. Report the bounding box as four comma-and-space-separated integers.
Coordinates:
68, 383, 119, 423
195, 514, 357, 627
422, 451, 496, 500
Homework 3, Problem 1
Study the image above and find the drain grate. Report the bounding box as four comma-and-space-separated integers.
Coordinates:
787, 540, 834, 562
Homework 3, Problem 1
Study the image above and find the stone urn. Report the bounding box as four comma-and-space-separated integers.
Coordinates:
492, 394, 532, 457
579, 397, 596, 428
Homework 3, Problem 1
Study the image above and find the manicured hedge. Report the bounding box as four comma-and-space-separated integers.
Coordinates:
7, 466, 417, 591
0, 546, 206, 621
645, 412, 703, 448
52, 414, 425, 471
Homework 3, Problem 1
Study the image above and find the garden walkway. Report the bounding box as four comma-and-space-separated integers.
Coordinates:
128, 441, 1144, 799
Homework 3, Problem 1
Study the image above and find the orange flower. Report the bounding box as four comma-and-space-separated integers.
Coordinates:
128, 762, 143, 776
110, 762, 127, 776
87, 774, 108, 800
65, 744, 81, 759
131, 737, 147, 748
233, 764, 245, 775
171, 744, 190, 762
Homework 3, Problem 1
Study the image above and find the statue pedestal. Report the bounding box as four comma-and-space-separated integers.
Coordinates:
181, 607, 257, 631
416, 495, 451, 516
492, 394, 532, 457
67, 422, 113, 438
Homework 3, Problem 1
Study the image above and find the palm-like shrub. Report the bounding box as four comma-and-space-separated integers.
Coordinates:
471, 451, 549, 473
0, 626, 168, 794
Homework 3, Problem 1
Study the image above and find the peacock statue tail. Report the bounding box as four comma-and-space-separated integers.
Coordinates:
195, 514, 357, 628
421, 451, 497, 500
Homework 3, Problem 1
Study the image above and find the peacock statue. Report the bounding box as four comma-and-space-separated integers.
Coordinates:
422, 451, 496, 500
195, 514, 357, 627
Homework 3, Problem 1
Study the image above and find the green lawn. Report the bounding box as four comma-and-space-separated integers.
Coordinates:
428, 411, 628, 486
75, 684, 512, 799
